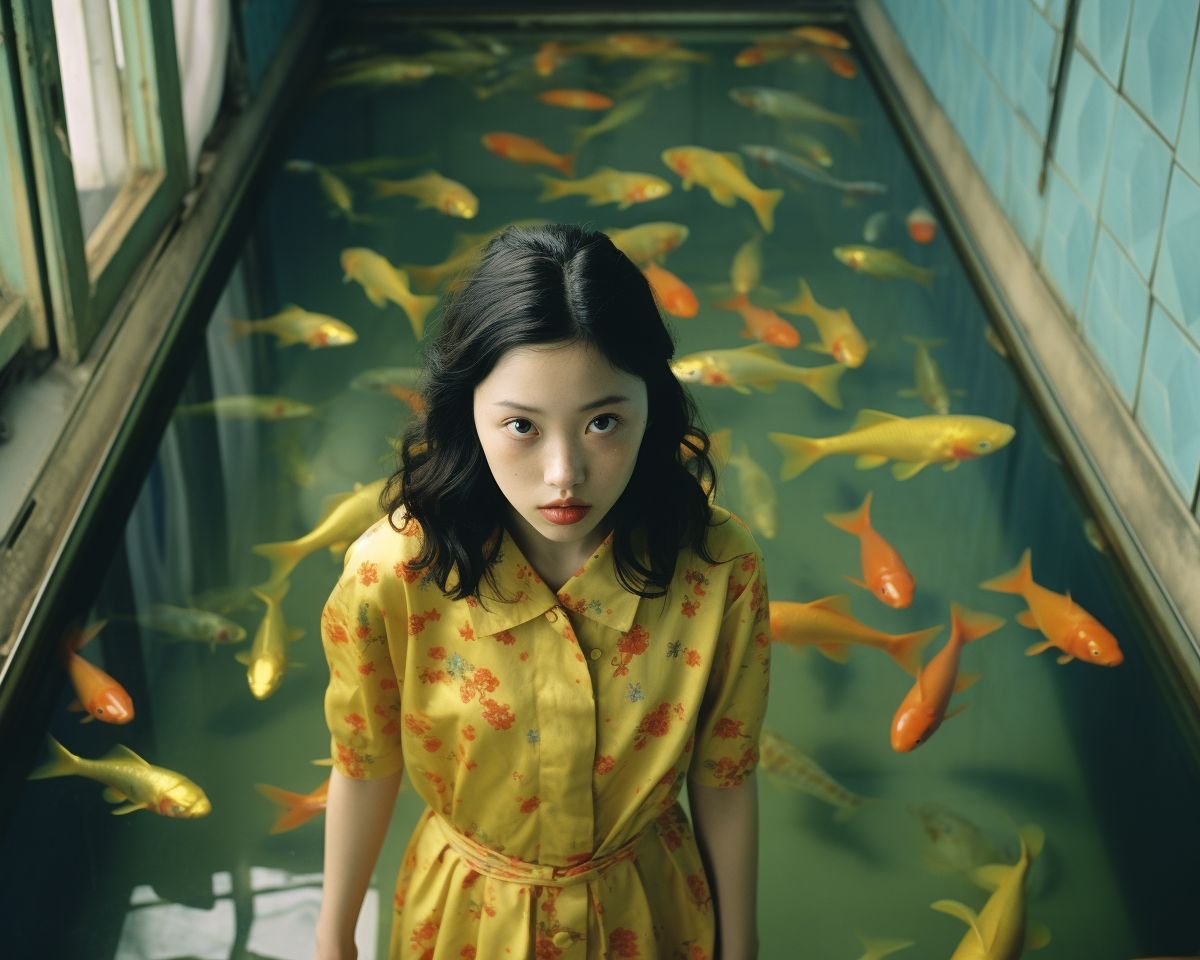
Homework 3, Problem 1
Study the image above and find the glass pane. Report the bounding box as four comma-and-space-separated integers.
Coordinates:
51, 0, 130, 240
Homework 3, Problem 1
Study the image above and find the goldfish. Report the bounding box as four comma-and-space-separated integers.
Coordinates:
643, 263, 698, 318
777, 277, 868, 367
770, 595, 941, 675
980, 548, 1124, 666
175, 395, 315, 421
784, 131, 834, 167
615, 61, 688, 97
769, 409, 1016, 480
824, 491, 913, 608
863, 210, 889, 242
792, 26, 851, 49
727, 442, 778, 539
572, 94, 650, 146
401, 244, 484, 292
729, 87, 860, 140
730, 234, 763, 294
63, 621, 133, 725
792, 42, 858, 79
253, 478, 388, 585
371, 171, 479, 219
534, 40, 570, 76
537, 167, 671, 209
673, 344, 845, 406
323, 55, 436, 89
606, 222, 689, 265
661, 146, 784, 232
256, 777, 330, 834
715, 292, 801, 348
890, 604, 1005, 751
537, 88, 613, 110
238, 580, 304, 700
408, 48, 498, 76
134, 604, 247, 648
350, 366, 423, 396
576, 33, 709, 63
29, 735, 211, 818
284, 160, 372, 223
852, 937, 913, 960
481, 132, 574, 176
899, 336, 963, 415
229, 305, 357, 349
909, 802, 1005, 877
734, 40, 804, 68
341, 247, 439, 340
932, 824, 1050, 959
906, 206, 937, 243
834, 245, 933, 287
759, 728, 867, 820
740, 144, 885, 199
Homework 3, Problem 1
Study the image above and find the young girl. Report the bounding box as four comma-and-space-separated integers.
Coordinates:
315, 224, 771, 960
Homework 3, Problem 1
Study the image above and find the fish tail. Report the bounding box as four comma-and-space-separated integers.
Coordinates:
251, 541, 304, 587
768, 432, 825, 480
370, 178, 405, 199
256, 783, 322, 834
785, 277, 817, 316
796, 362, 846, 409
856, 934, 915, 960
979, 547, 1033, 596
536, 174, 574, 202
823, 490, 872, 535
405, 293, 440, 341
950, 603, 1006, 644
557, 153, 577, 177
28, 735, 80, 781
714, 291, 749, 312
400, 264, 443, 294
228, 318, 255, 341
890, 624, 943, 676
251, 578, 291, 609
751, 188, 784, 233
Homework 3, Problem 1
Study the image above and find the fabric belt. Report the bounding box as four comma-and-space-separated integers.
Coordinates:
429, 810, 645, 887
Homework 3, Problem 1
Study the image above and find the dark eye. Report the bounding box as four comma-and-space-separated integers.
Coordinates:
590, 414, 621, 434
978, 440, 991, 450
504, 418, 535, 437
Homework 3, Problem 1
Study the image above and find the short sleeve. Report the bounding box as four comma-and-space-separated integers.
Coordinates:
321, 534, 407, 781
687, 548, 771, 788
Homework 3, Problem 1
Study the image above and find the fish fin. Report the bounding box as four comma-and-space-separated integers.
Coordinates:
365, 286, 387, 308
1056, 653, 1074, 665
833, 801, 863, 822
737, 341, 781, 357
235, 652, 253, 665
68, 619, 109, 653
950, 604, 1007, 643
102, 786, 127, 803
256, 783, 323, 835
1016, 609, 1039, 629
797, 363, 845, 409
251, 579, 290, 609
896, 388, 918, 397
708, 186, 737, 207
807, 594, 854, 615
1026, 922, 1052, 951
854, 934, 914, 960
942, 459, 960, 471
250, 541, 303, 588
536, 174, 573, 202
751, 188, 784, 233
980, 547, 1034, 595
930, 900, 982, 939
943, 701, 970, 720
767, 432, 825, 480
720, 151, 746, 171
608, 197, 630, 209
891, 461, 929, 480
855, 454, 888, 470
1024, 640, 1056, 657
814, 643, 850, 663
111, 802, 149, 816
889, 625, 942, 676
27, 736, 79, 781
403, 293, 439, 342
101, 744, 150, 766
844, 575, 868, 589
776, 277, 816, 316
311, 757, 335, 767
732, 383, 754, 395
952, 671, 981, 694
1020, 823, 1046, 858
79, 714, 95, 724
851, 408, 902, 430
824, 490, 873, 535
971, 863, 1009, 891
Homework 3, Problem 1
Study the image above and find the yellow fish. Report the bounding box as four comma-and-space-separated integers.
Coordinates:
727, 441, 778, 539
572, 94, 651, 146
899, 336, 964, 414
341, 247, 439, 340
661, 145, 784, 232
237, 580, 304, 701
229, 305, 357, 349
175, 395, 315, 421
932, 824, 1050, 959
834, 245, 934, 287
730, 234, 764, 294
401, 244, 483, 292
759, 728, 867, 821
537, 167, 672, 209
672, 343, 845, 407
769, 409, 1016, 480
134, 604, 247, 648
29, 735, 211, 818
371, 171, 479, 219
777, 277, 868, 367
606, 221, 690, 265
253, 478, 388, 585
323, 55, 436, 89
285, 160, 373, 223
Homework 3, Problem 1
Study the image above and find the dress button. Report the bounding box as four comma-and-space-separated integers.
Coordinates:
589, 647, 602, 661
546, 609, 559, 623
552, 930, 572, 948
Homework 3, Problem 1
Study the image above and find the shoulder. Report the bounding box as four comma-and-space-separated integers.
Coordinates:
343, 508, 424, 568
702, 504, 763, 564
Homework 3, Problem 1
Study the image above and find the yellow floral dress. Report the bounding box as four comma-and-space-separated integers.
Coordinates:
321, 503, 771, 960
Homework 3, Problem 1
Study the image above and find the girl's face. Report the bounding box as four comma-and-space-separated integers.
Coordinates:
473, 341, 649, 558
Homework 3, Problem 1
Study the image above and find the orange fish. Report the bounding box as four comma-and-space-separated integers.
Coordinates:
534, 40, 570, 76
715, 292, 800, 348
824, 491, 914, 608
481, 132, 575, 176
387, 384, 427, 414
890, 604, 1005, 752
805, 45, 857, 78
906, 206, 937, 244
734, 41, 799, 68
537, 88, 613, 110
63, 621, 134, 725
980, 548, 1124, 666
791, 26, 851, 49
256, 777, 330, 834
643, 262, 698, 318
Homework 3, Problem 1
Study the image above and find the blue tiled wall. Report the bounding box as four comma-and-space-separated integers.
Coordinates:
879, 0, 1200, 516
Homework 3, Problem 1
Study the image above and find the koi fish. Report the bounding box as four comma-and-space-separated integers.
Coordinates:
175, 395, 315, 421
229, 305, 357, 349
891, 604, 1005, 751
252, 478, 389, 585
907, 206, 937, 243
29, 735, 211, 818
980, 548, 1124, 666
853, 936, 913, 960
777, 277, 868, 367
256, 778, 330, 834
672, 344, 845, 407
350, 366, 424, 396
792, 42, 858, 78
537, 167, 672, 209
284, 160, 373, 223
899, 336, 963, 415
481, 132, 575, 176
63, 621, 133, 725
576, 33, 709, 63
824, 491, 913, 608
606, 221, 689, 265
134, 604, 247, 648
724, 441, 777, 539
834, 245, 933, 287
740, 144, 885, 199
238, 580, 304, 700
572, 95, 650, 146
932, 824, 1050, 959
784, 131, 834, 168
341, 247, 439, 340
759, 728, 867, 820
534, 40, 570, 76
661, 146, 784, 233
729, 87, 860, 140
323, 55, 436, 89
792, 26, 851, 49
371, 171, 479, 219
909, 802, 1005, 877
537, 88, 613, 110
734, 39, 805, 68
643, 263, 698, 318
769, 409, 1016, 480
715, 292, 801, 348
730, 234, 763, 295
614, 61, 688, 97
769, 595, 941, 675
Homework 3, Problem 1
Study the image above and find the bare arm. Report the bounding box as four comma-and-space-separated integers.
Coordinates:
688, 771, 760, 960
314, 768, 404, 960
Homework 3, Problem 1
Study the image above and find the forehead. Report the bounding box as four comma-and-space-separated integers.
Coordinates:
477, 342, 646, 398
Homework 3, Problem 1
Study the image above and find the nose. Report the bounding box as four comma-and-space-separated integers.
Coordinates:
544, 433, 586, 492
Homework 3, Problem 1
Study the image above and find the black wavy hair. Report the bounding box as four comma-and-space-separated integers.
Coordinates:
382, 222, 721, 604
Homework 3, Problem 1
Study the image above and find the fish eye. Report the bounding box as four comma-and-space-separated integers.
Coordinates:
978, 440, 991, 450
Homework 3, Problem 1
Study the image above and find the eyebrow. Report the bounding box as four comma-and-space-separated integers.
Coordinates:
492, 394, 632, 413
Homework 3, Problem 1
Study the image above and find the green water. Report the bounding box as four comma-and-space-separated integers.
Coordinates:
3, 19, 1199, 960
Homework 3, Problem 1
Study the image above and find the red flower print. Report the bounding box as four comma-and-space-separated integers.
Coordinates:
422, 737, 443, 752
345, 712, 366, 732
681, 598, 699, 618
465, 595, 479, 608
686, 873, 712, 909
418, 666, 447, 684
633, 703, 673, 750
618, 625, 649, 657
410, 915, 439, 952
729, 580, 746, 602
557, 591, 587, 615
495, 630, 517, 646
481, 697, 515, 730
462, 724, 477, 742
519, 795, 541, 813
459, 622, 475, 641
610, 928, 640, 957
394, 561, 422, 583
594, 755, 615, 775
461, 871, 481, 891
405, 714, 432, 736
684, 569, 709, 596
460, 946, 477, 959
534, 937, 563, 960
751, 578, 764, 612
428, 646, 447, 660
690, 945, 709, 960
382, 719, 399, 736
323, 609, 349, 645
685, 649, 701, 667
335, 743, 365, 779
358, 661, 376, 675
741, 553, 757, 572
380, 677, 398, 690
357, 562, 379, 586
714, 717, 745, 740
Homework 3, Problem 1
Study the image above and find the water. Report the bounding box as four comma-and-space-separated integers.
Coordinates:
2, 20, 1198, 960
